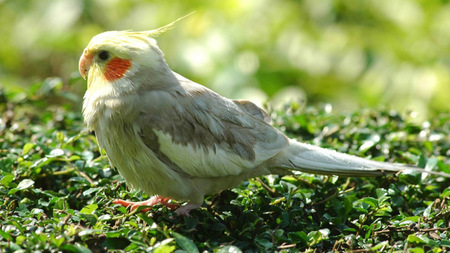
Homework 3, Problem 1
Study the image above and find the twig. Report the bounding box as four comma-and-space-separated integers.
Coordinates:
356, 210, 374, 237
311, 189, 338, 206
277, 243, 296, 249
311, 187, 355, 206
51, 168, 76, 176
256, 178, 279, 197
78, 170, 94, 185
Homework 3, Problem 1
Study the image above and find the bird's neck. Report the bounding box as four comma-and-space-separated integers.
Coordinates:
82, 78, 139, 130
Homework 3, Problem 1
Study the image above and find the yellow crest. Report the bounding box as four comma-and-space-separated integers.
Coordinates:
140, 12, 195, 37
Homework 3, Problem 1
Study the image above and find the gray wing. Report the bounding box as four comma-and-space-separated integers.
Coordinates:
137, 78, 288, 178
232, 99, 272, 123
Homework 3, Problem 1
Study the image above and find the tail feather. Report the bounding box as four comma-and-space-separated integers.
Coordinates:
277, 140, 450, 178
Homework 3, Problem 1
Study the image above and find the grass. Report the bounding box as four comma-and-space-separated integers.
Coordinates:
0, 79, 449, 252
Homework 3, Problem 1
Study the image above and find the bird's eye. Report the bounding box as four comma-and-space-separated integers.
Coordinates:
98, 50, 110, 61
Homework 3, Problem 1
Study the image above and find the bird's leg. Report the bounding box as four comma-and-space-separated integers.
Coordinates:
113, 195, 178, 212
174, 203, 202, 216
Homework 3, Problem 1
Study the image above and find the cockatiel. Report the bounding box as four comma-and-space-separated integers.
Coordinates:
79, 22, 450, 215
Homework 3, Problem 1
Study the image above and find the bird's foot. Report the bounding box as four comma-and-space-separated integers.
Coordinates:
113, 195, 178, 212
174, 203, 202, 216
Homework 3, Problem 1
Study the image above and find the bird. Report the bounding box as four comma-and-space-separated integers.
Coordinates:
78, 21, 450, 216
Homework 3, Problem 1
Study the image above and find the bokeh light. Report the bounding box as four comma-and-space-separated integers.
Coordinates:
1, 0, 449, 119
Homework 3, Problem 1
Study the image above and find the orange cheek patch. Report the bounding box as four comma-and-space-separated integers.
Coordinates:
104, 58, 132, 82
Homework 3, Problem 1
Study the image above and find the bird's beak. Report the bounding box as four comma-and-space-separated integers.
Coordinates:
79, 48, 93, 80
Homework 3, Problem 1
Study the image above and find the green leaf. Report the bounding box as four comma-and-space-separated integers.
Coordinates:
17, 178, 35, 190
30, 157, 51, 169
72, 243, 92, 253
51, 235, 65, 247
80, 204, 98, 214
22, 143, 35, 155
103, 238, 130, 250
0, 229, 13, 241
400, 216, 420, 226
375, 188, 388, 198
48, 149, 65, 158
137, 213, 154, 226
56, 131, 65, 143
9, 178, 35, 193
442, 188, 450, 197
255, 236, 273, 249
78, 229, 101, 237
423, 202, 433, 218
391, 194, 404, 207
171, 232, 199, 253
1, 174, 14, 187
216, 246, 243, 253
359, 134, 379, 152
439, 240, 450, 247
361, 197, 378, 208
370, 240, 388, 251
418, 154, 427, 168
82, 187, 100, 196
407, 234, 427, 245
15, 235, 26, 245
80, 214, 97, 226
409, 248, 425, 253
153, 238, 176, 253
307, 229, 329, 246
288, 231, 308, 244
0, 156, 15, 172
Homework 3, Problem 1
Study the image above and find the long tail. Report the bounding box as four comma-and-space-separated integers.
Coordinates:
274, 140, 450, 178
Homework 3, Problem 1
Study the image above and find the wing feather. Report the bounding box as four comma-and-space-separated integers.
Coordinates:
138, 76, 288, 178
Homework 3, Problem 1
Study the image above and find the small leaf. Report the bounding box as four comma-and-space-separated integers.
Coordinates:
370, 240, 388, 251
399, 216, 420, 226
106, 229, 128, 238
423, 202, 433, 218
0, 229, 13, 241
30, 157, 50, 169
56, 131, 65, 143
418, 154, 427, 168
80, 204, 98, 214
48, 149, 65, 158
375, 188, 388, 198
98, 214, 112, 221
442, 188, 450, 197
78, 229, 100, 237
82, 187, 100, 196
16, 179, 35, 190
103, 238, 130, 250
408, 248, 425, 253
359, 136, 378, 152
359, 197, 378, 209
72, 243, 92, 253
255, 237, 273, 249
22, 143, 35, 155
51, 235, 65, 248
408, 234, 425, 244
137, 213, 154, 226
288, 231, 308, 243
153, 238, 176, 253
1, 174, 14, 187
171, 232, 199, 253
307, 229, 329, 246
216, 246, 243, 253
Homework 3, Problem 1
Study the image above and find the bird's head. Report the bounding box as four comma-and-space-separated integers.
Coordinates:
78, 30, 166, 89
79, 14, 193, 93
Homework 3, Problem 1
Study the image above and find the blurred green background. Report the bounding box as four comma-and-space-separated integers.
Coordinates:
1, 0, 449, 119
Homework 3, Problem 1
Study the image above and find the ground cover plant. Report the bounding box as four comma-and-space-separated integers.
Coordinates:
0, 79, 449, 252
